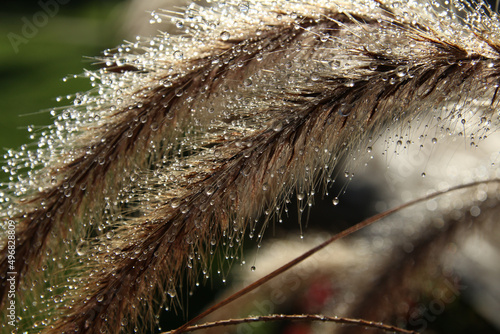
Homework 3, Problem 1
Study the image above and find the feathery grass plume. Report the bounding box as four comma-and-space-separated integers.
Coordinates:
1, 0, 500, 332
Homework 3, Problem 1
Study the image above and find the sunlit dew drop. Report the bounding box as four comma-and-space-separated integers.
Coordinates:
239, 2, 249, 12
329, 60, 340, 70
243, 78, 253, 87
76, 242, 86, 256
297, 192, 305, 201
421, 172, 426, 177
173, 50, 183, 60
431, 137, 438, 144
167, 289, 176, 297
344, 80, 355, 87
272, 120, 283, 132
251, 266, 256, 271
332, 197, 340, 206
220, 31, 230, 41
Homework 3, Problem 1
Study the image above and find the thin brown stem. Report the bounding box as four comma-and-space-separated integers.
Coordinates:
171, 179, 500, 333
163, 314, 418, 334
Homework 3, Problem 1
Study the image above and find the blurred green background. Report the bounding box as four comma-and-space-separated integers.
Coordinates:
0, 0, 127, 182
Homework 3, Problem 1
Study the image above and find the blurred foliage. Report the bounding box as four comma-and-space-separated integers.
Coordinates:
0, 0, 127, 182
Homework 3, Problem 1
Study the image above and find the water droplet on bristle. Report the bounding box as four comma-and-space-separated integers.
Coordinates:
220, 31, 230, 41
173, 50, 183, 60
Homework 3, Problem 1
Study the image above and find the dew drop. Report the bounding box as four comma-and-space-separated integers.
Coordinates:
329, 60, 340, 69
431, 137, 437, 144
251, 266, 256, 271
344, 80, 355, 87
332, 197, 340, 206
272, 121, 283, 132
421, 172, 426, 177
173, 50, 183, 60
239, 2, 249, 12
205, 187, 215, 196
311, 72, 320, 81
220, 31, 230, 41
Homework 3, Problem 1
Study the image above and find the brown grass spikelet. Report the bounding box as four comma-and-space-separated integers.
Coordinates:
1, 0, 499, 333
